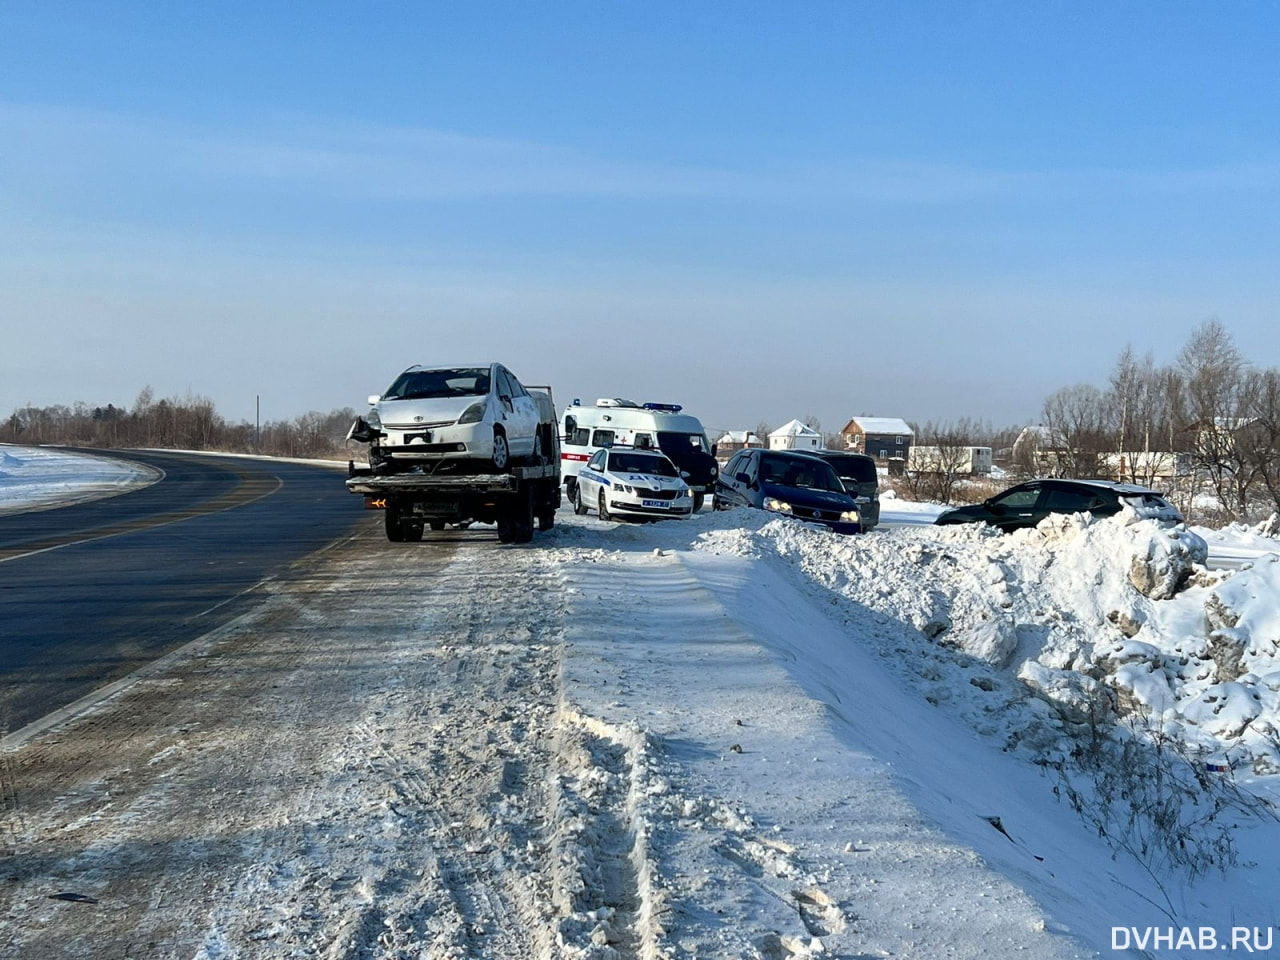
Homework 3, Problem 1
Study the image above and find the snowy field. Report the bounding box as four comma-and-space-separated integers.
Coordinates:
6, 445, 1280, 958
0, 444, 159, 514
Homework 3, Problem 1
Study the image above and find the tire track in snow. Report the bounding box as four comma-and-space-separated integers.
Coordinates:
0, 525, 576, 958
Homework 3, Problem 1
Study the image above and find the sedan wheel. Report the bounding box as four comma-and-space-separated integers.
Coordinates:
598, 489, 611, 522
492, 431, 509, 472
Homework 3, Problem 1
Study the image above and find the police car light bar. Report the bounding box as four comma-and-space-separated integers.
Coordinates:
642, 402, 683, 413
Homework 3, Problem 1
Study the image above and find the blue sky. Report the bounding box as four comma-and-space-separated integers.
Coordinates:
2, 2, 1278, 435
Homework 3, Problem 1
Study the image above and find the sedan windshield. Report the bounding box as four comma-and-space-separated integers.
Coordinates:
383, 367, 490, 400
610, 453, 679, 477
758, 455, 844, 492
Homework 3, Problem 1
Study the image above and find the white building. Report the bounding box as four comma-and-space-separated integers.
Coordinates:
908, 445, 993, 475
768, 419, 822, 451
716, 432, 762, 450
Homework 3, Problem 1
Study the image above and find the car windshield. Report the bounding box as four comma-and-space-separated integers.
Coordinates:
383, 367, 490, 400
758, 455, 844, 492
818, 455, 876, 484
610, 453, 678, 477
657, 432, 711, 458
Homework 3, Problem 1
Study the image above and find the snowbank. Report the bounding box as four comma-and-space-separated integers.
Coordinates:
688, 507, 1280, 779
0, 444, 159, 514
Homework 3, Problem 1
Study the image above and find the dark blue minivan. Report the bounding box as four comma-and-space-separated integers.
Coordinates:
714, 449, 862, 534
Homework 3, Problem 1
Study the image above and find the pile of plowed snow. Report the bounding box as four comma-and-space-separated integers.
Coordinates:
0, 444, 159, 513
686, 507, 1280, 778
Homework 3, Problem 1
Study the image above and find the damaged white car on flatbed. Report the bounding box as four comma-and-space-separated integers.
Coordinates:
346, 363, 561, 544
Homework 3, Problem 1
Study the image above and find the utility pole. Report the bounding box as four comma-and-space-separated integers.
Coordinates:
256, 395, 260, 451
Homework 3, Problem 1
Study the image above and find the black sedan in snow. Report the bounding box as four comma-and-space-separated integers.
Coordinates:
933, 478, 1183, 533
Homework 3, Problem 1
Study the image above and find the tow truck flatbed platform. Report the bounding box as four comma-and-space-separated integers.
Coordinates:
345, 460, 558, 496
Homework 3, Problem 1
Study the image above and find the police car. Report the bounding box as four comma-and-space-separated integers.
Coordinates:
573, 447, 695, 521
560, 398, 718, 511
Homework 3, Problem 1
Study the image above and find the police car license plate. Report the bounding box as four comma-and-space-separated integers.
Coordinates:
642, 499, 669, 509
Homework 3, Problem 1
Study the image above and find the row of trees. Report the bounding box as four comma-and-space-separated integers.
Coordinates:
1, 386, 357, 461
904, 320, 1280, 523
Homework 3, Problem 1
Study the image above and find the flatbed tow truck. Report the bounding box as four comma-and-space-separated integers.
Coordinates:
346, 458, 561, 544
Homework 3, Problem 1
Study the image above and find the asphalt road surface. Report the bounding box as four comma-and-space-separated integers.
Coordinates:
0, 450, 365, 734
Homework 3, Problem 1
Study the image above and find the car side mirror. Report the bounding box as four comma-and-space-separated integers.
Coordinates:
367, 395, 381, 405
988, 501, 1006, 514
680, 470, 690, 478
736, 472, 751, 485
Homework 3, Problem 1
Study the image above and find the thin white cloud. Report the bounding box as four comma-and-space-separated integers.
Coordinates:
6, 100, 1273, 212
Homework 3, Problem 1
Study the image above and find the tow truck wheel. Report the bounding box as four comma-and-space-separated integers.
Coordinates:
384, 502, 406, 542
404, 522, 424, 542
513, 483, 535, 543
598, 489, 612, 522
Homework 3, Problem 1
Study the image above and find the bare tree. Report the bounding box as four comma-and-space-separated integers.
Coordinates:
1106, 345, 1180, 486
901, 419, 978, 504
1042, 384, 1108, 478
1243, 369, 1280, 519
3, 390, 357, 462
1176, 319, 1253, 519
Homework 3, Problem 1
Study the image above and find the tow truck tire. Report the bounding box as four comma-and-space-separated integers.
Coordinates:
514, 483, 535, 543
598, 490, 612, 522
538, 509, 555, 532
404, 522, 424, 542
385, 502, 406, 542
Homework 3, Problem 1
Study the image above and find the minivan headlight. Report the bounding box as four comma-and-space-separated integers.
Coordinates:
457, 401, 486, 425
365, 408, 382, 429
764, 497, 793, 514
840, 509, 860, 522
